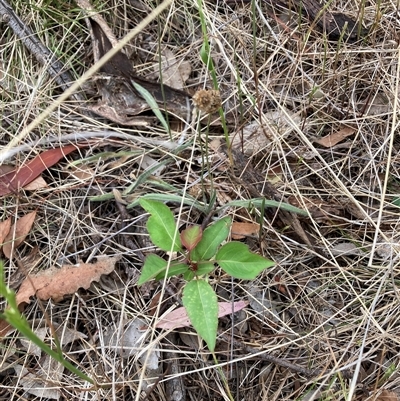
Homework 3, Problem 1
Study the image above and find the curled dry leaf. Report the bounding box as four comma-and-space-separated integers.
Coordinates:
313, 127, 356, 148
0, 217, 12, 245
231, 222, 260, 240
16, 255, 121, 304
3, 212, 37, 259
155, 301, 248, 330
153, 47, 191, 90
0, 255, 122, 338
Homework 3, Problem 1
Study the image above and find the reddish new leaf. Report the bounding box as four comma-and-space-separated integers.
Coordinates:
3, 212, 37, 259
0, 144, 81, 196
180, 225, 202, 251
155, 301, 248, 329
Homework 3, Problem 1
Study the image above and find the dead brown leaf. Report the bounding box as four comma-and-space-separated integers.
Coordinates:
3, 212, 37, 259
231, 222, 260, 240
23, 176, 48, 191
0, 217, 12, 245
67, 164, 94, 180
313, 127, 356, 148
153, 47, 191, 90
155, 301, 249, 330
374, 390, 399, 401
0, 145, 82, 196
0, 165, 47, 191
0, 255, 121, 338
17, 255, 121, 304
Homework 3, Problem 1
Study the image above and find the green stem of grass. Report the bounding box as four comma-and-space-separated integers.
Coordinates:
0, 261, 96, 387
196, 0, 233, 165
212, 352, 235, 401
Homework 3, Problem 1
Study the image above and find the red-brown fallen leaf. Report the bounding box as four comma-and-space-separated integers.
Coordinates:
0, 144, 82, 196
0, 217, 12, 245
3, 212, 37, 259
313, 127, 356, 148
0, 165, 47, 191
231, 222, 260, 240
0, 256, 121, 339
155, 301, 249, 330
17, 255, 121, 304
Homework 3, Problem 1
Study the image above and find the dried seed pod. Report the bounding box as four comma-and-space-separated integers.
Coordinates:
192, 89, 221, 114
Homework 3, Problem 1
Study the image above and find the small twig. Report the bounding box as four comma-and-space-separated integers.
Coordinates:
76, 0, 119, 48
0, 0, 83, 100
219, 333, 321, 378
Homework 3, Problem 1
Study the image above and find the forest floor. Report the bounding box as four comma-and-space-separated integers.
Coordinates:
1, 0, 400, 400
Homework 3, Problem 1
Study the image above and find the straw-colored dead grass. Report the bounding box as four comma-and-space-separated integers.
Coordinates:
1, 0, 400, 400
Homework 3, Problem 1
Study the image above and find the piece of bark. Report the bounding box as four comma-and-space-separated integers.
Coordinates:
164, 333, 187, 401
88, 18, 192, 121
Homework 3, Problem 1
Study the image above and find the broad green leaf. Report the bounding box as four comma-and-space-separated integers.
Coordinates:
184, 270, 195, 281
130, 80, 169, 132
180, 225, 202, 251
137, 254, 167, 285
195, 262, 215, 276
140, 199, 182, 252
182, 280, 218, 351
216, 242, 274, 280
155, 262, 189, 280
190, 217, 231, 261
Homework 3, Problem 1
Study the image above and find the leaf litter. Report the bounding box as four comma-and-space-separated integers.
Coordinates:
16, 255, 121, 305
1, 0, 399, 399
0, 256, 121, 337
2, 211, 37, 259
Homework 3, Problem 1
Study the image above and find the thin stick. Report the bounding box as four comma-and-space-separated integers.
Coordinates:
0, 0, 174, 161
0, 0, 81, 97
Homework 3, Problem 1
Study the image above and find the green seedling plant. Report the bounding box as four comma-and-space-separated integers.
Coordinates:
138, 199, 275, 352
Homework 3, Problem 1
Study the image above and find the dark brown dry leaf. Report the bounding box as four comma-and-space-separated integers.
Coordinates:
88, 19, 191, 122
16, 255, 121, 304
313, 127, 356, 148
3, 212, 37, 259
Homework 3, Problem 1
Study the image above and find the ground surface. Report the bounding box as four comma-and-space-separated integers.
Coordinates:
1, 0, 400, 400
